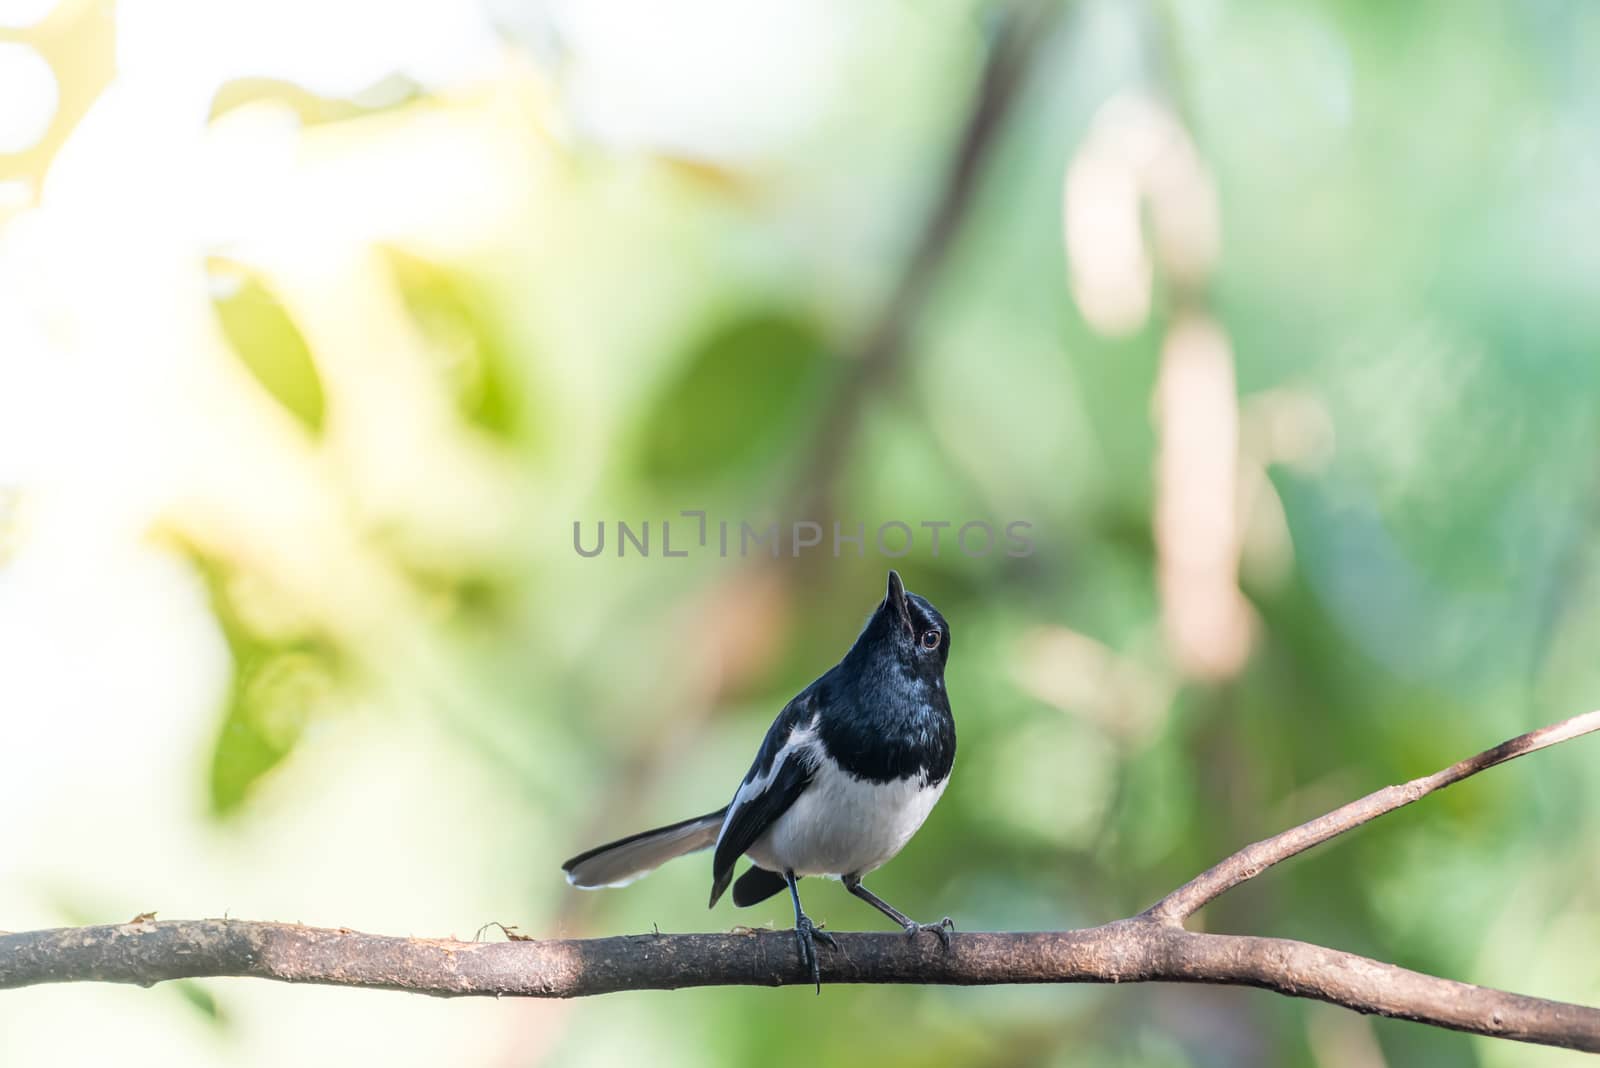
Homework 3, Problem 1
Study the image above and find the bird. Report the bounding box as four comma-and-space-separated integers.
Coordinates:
562, 569, 957, 990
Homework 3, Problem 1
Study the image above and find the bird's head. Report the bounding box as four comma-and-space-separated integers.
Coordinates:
865, 569, 949, 679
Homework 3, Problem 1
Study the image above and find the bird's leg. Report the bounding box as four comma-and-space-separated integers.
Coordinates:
785, 869, 834, 993
843, 875, 955, 950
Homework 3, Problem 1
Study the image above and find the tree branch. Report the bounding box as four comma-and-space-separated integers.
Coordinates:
1141, 707, 1600, 924
4, 711, 1600, 1051
789, 0, 1054, 521
2, 920, 1598, 1051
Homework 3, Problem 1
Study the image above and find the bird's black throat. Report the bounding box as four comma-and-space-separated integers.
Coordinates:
813, 666, 956, 786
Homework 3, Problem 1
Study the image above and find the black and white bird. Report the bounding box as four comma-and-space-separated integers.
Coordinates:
562, 570, 957, 989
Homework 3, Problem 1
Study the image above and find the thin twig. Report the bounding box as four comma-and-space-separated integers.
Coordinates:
1141, 709, 1600, 924
789, 1, 1055, 521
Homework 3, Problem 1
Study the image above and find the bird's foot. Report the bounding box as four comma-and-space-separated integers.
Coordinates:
903, 916, 955, 951
793, 914, 836, 993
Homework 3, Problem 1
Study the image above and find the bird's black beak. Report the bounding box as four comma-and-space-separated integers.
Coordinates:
885, 570, 914, 636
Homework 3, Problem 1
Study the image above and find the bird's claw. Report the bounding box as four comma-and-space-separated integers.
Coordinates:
793, 915, 834, 993
904, 916, 955, 951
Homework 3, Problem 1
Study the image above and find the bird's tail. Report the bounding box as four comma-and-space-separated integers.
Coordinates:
561, 808, 728, 889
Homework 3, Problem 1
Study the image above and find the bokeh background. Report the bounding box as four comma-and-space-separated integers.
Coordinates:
3, 1, 1599, 1065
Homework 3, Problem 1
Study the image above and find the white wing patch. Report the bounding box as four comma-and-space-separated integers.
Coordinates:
716, 715, 820, 850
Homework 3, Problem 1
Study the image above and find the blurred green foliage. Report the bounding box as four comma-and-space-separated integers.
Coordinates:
187, 548, 342, 815
3, 1, 1600, 1067
208, 259, 327, 436
385, 247, 527, 442
632, 311, 832, 489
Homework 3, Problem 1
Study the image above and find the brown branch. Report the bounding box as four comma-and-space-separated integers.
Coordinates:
2, 920, 1598, 1050
789, 1, 1055, 521
1142, 708, 1600, 924
4, 717, 1599, 1051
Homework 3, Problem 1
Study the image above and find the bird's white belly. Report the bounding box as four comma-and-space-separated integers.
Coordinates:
746, 762, 947, 878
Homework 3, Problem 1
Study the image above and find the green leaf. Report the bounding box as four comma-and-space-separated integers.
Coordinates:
383, 248, 524, 441
179, 545, 339, 816
634, 311, 833, 486
210, 645, 334, 815
172, 980, 229, 1029
208, 259, 325, 434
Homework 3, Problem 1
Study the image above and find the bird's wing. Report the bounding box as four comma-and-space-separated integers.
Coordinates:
707, 687, 825, 907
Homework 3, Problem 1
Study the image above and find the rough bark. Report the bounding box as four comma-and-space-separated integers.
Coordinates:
3, 920, 1598, 1051
4, 711, 1600, 1052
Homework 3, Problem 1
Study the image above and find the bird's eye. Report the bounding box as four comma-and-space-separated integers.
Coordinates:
920, 629, 941, 650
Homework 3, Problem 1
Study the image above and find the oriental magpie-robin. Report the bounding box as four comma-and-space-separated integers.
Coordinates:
562, 570, 956, 990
